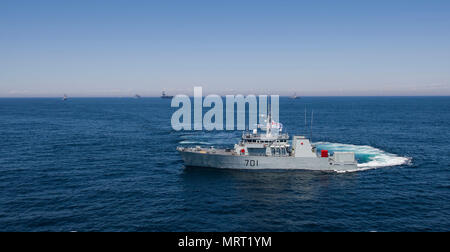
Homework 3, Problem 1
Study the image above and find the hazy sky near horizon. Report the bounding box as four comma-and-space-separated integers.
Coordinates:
1, 0, 450, 97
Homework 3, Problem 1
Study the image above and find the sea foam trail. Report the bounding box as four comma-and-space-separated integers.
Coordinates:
314, 142, 411, 170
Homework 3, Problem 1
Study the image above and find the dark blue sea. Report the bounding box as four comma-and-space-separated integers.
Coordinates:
0, 97, 449, 231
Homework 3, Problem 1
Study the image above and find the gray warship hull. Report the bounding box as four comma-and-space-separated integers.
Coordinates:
177, 111, 358, 172
179, 150, 358, 171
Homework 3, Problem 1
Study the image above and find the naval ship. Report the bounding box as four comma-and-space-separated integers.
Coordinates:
177, 114, 358, 171
161, 91, 173, 99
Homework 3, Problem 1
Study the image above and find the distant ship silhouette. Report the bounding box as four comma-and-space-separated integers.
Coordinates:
161, 91, 173, 99
290, 92, 300, 99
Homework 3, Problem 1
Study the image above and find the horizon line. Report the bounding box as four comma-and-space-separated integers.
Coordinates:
1, 95, 449, 98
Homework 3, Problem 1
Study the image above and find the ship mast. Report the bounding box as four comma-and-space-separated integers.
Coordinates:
266, 96, 273, 137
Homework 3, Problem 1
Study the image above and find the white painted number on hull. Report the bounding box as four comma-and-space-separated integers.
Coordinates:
245, 160, 259, 167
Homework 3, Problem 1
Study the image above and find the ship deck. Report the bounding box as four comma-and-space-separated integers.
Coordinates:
177, 147, 236, 156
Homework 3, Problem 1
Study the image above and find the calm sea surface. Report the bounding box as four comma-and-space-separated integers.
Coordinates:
0, 97, 449, 231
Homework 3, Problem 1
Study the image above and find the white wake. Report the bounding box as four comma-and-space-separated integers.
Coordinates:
314, 142, 411, 171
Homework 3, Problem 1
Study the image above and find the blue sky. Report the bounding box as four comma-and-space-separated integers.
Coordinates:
1, 0, 450, 96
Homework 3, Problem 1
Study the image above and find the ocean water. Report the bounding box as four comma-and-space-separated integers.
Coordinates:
0, 97, 449, 231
